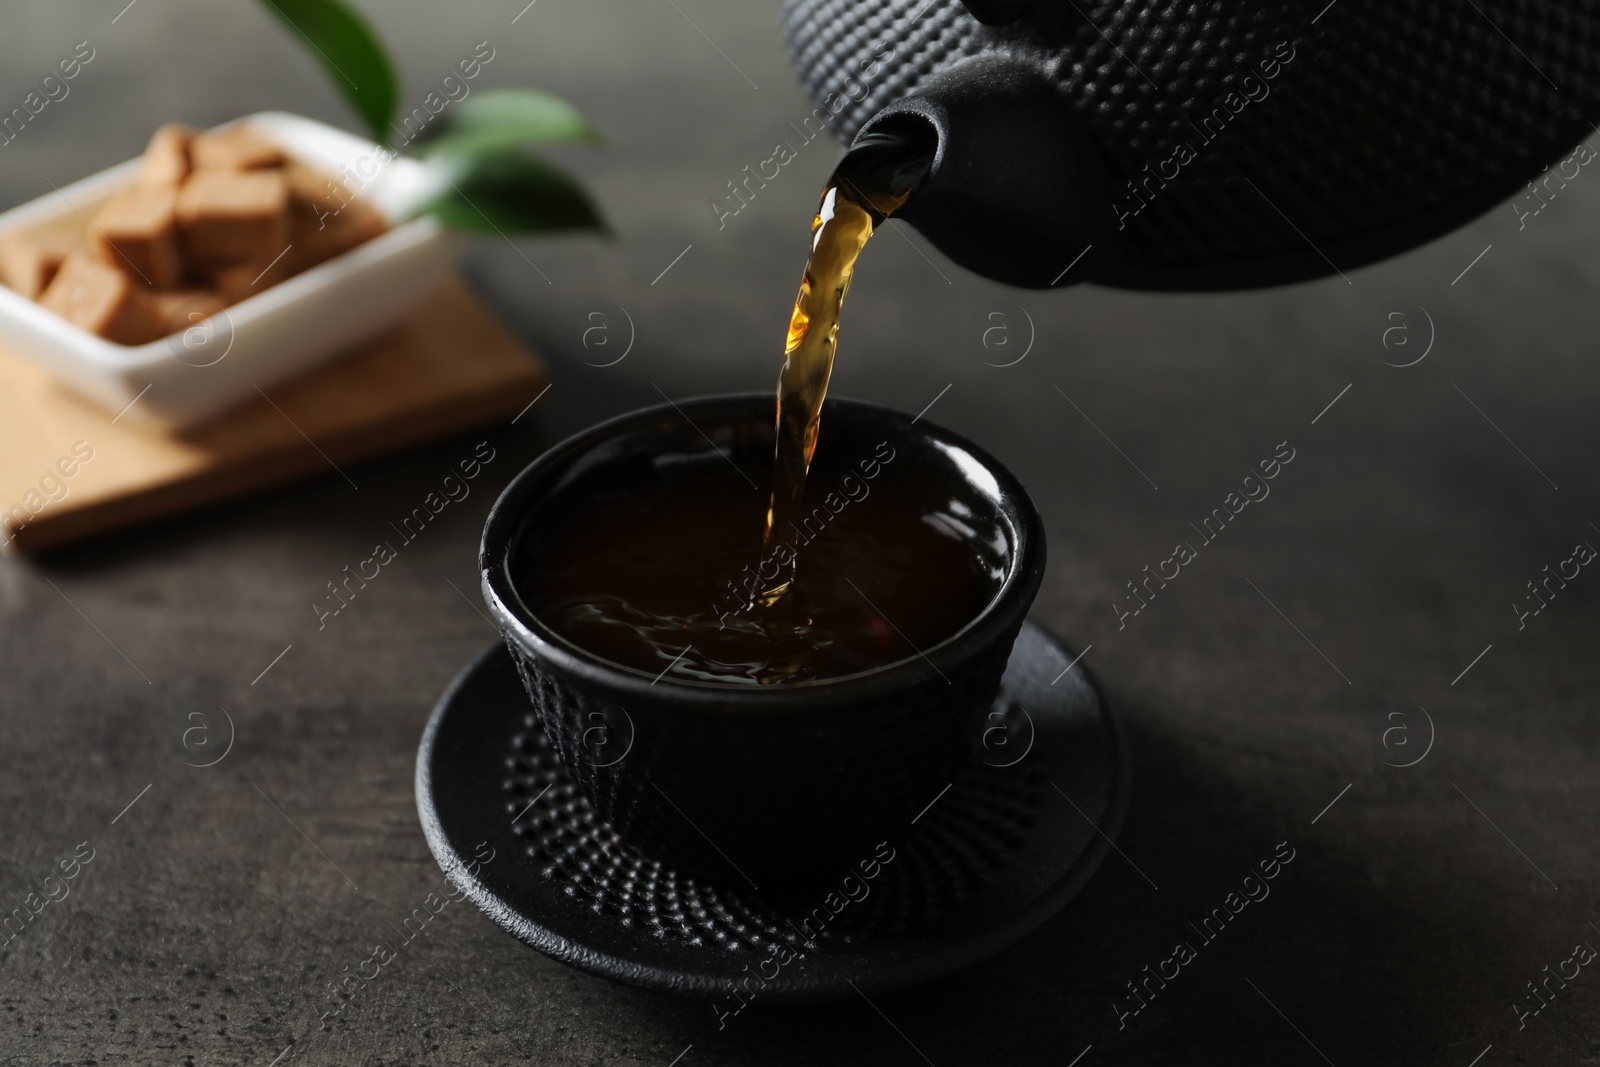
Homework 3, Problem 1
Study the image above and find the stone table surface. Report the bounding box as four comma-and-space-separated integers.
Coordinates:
2, 2, 1597, 1065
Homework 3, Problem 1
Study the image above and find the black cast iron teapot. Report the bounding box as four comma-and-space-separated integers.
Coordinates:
781, 0, 1600, 289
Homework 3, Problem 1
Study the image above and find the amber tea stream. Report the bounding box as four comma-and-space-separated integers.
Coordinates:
757, 133, 931, 606
513, 131, 986, 685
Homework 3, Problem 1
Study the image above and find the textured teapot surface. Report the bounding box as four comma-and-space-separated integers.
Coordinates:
782, 0, 1600, 289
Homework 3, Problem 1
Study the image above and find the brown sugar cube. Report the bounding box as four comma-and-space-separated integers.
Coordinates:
0, 230, 80, 299
282, 163, 372, 224
147, 289, 229, 338
283, 162, 350, 221
136, 123, 197, 187
284, 162, 387, 269
176, 170, 288, 266
284, 164, 384, 255
206, 254, 296, 304
289, 195, 388, 272
206, 264, 253, 304
89, 184, 182, 289
37, 252, 159, 344
190, 125, 286, 171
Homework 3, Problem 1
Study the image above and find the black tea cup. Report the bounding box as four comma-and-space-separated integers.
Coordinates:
480, 394, 1045, 887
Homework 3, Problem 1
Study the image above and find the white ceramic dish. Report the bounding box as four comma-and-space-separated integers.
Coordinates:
0, 111, 463, 428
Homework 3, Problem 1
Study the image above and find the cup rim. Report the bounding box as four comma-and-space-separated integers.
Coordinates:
479, 392, 1046, 714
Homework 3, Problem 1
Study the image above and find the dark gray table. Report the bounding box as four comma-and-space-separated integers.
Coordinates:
3, 2, 1597, 1064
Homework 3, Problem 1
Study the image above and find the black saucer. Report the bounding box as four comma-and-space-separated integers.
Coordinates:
415, 620, 1127, 1003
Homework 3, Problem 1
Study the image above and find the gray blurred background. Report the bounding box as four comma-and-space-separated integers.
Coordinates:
1, 2, 1597, 1064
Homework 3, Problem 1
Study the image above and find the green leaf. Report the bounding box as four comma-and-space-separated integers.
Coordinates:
258, 0, 398, 143
414, 88, 598, 157
418, 150, 608, 235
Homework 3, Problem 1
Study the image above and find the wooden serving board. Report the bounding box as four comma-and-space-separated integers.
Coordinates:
0, 278, 545, 554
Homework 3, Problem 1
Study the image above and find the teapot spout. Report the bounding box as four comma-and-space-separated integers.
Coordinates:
853, 53, 1109, 288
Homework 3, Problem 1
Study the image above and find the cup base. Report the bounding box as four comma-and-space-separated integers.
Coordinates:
416, 618, 1126, 1002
